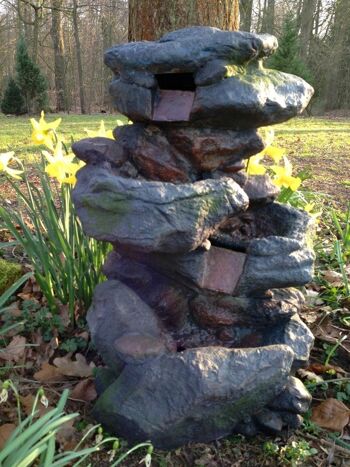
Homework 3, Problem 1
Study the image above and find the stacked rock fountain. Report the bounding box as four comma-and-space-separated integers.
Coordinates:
72, 27, 315, 449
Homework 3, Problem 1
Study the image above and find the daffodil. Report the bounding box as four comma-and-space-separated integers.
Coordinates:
84, 120, 114, 139
264, 145, 285, 163
43, 141, 78, 184
271, 156, 301, 191
30, 111, 62, 150
0, 152, 23, 179
246, 154, 267, 175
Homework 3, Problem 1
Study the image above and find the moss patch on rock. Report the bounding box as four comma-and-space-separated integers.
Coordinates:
0, 258, 22, 296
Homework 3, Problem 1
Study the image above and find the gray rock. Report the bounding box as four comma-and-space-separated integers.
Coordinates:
87, 280, 171, 371
93, 344, 294, 449
255, 409, 283, 433
268, 376, 311, 414
72, 165, 249, 253
105, 27, 278, 75
242, 175, 280, 204
72, 137, 127, 167
190, 67, 313, 128
236, 240, 314, 295
189, 288, 305, 329
103, 250, 192, 330
264, 314, 314, 366
194, 59, 228, 86
109, 79, 154, 121
250, 202, 314, 242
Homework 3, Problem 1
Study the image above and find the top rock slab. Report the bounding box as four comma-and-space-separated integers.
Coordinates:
105, 27, 278, 74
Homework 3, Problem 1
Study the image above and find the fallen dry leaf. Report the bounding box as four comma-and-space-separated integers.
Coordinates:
53, 353, 95, 378
71, 379, 97, 402
0, 423, 16, 449
0, 336, 26, 362
311, 398, 350, 431
56, 418, 78, 451
297, 368, 324, 383
307, 363, 345, 375
20, 394, 52, 417
323, 270, 344, 287
34, 362, 65, 382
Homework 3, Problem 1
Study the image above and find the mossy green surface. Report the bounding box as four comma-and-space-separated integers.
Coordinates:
0, 258, 22, 296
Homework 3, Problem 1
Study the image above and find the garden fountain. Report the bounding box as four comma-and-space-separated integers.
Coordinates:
72, 27, 315, 449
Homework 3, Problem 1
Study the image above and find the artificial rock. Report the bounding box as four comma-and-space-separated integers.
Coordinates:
73, 25, 315, 449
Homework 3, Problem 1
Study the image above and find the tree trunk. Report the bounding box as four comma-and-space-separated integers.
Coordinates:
51, 0, 67, 111
128, 0, 240, 42
260, 0, 275, 34
72, 0, 86, 114
299, 0, 317, 61
239, 0, 253, 32
325, 0, 350, 109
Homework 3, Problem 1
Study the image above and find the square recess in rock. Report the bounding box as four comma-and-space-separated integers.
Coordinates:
153, 72, 196, 122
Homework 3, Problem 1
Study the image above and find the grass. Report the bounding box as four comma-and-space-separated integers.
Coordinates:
0, 113, 123, 164
1, 113, 350, 205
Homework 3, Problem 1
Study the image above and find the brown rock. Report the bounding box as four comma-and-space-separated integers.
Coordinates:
164, 126, 264, 172
115, 123, 193, 182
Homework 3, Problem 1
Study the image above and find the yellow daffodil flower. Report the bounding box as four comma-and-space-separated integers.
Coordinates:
264, 146, 285, 163
84, 120, 114, 139
271, 156, 301, 191
43, 141, 76, 184
246, 154, 267, 175
0, 152, 23, 179
30, 111, 62, 151
61, 160, 85, 186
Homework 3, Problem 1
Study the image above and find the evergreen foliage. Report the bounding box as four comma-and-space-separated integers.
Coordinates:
1, 77, 25, 115
15, 36, 48, 113
268, 14, 313, 85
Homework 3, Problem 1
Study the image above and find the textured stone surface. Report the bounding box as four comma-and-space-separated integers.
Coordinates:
114, 123, 194, 182
93, 345, 294, 449
105, 27, 313, 127
109, 79, 154, 121
241, 174, 280, 204
268, 376, 311, 414
73, 25, 316, 449
264, 314, 314, 366
190, 68, 313, 128
103, 250, 192, 330
135, 246, 247, 294
236, 237, 314, 295
105, 27, 278, 74
87, 280, 172, 371
163, 126, 265, 172
195, 59, 228, 86
72, 137, 127, 167
189, 288, 304, 330
73, 165, 249, 253
115, 123, 264, 177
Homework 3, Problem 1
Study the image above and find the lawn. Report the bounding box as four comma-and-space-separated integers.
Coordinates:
1, 112, 350, 204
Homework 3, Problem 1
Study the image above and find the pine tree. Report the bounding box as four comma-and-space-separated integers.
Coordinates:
15, 36, 48, 113
1, 77, 25, 115
268, 13, 313, 85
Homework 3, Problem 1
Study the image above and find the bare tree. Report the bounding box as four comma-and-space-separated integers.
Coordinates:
299, 0, 317, 60
239, 0, 253, 31
72, 0, 86, 113
51, 0, 67, 111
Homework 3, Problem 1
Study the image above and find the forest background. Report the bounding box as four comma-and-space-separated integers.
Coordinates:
0, 0, 347, 116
